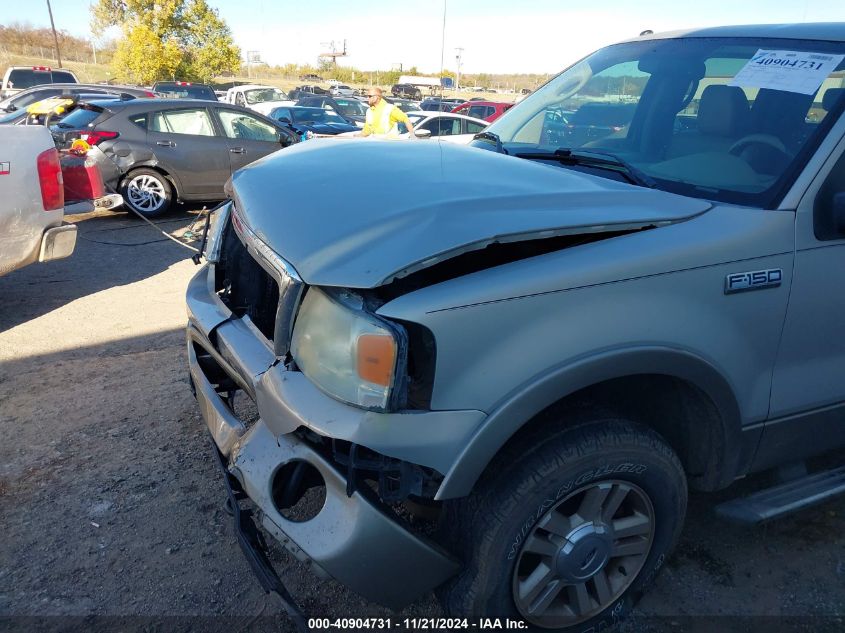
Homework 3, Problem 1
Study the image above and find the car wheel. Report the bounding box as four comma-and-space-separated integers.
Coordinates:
121, 168, 173, 218
437, 418, 687, 632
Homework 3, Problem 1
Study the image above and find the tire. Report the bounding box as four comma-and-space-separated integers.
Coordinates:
437, 418, 687, 632
121, 168, 173, 218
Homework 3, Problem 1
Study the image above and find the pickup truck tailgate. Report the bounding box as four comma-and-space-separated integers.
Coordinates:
0, 126, 75, 276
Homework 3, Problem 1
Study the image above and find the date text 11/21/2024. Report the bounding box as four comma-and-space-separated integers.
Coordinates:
307, 618, 529, 630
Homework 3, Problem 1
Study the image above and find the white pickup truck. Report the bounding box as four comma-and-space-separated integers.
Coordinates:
224, 84, 294, 116
0, 126, 77, 276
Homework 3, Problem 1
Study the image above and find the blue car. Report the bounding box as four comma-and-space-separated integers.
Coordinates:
269, 106, 359, 137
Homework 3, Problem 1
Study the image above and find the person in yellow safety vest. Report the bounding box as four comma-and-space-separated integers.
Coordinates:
359, 87, 415, 138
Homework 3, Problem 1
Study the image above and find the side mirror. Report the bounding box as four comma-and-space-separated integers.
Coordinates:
278, 117, 292, 124
414, 129, 432, 139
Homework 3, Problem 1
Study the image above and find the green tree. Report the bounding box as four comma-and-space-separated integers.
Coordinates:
92, 0, 240, 84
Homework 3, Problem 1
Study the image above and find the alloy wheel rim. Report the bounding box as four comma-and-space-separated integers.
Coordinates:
127, 174, 166, 212
511, 480, 655, 628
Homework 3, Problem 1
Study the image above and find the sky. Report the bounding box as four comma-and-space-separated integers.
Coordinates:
5, 1, 845, 75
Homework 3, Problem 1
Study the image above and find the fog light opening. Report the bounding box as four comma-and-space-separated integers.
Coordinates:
271, 460, 326, 523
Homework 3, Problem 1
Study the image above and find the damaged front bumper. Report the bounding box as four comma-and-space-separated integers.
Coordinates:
187, 264, 466, 610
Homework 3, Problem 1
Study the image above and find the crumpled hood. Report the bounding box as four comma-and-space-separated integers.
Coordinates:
230, 139, 711, 288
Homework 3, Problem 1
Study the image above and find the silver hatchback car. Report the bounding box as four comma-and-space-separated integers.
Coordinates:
187, 23, 845, 632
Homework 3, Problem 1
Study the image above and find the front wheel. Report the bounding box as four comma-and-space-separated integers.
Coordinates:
121, 168, 173, 218
438, 419, 687, 632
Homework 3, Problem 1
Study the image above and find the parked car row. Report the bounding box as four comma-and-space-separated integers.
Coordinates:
0, 82, 157, 113
0, 67, 519, 225
50, 98, 298, 217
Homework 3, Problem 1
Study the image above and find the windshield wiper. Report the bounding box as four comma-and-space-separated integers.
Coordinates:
513, 147, 655, 188
473, 130, 508, 155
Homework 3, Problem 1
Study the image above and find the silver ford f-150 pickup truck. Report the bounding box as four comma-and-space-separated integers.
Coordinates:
187, 23, 845, 632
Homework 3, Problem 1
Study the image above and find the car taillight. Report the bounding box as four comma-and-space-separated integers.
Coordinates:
37, 148, 64, 211
80, 130, 119, 146
33, 65, 51, 72
143, 91, 157, 98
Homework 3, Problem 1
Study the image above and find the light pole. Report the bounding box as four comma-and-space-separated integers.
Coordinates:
46, 0, 62, 68
455, 47, 463, 95
246, 51, 260, 79
439, 0, 447, 99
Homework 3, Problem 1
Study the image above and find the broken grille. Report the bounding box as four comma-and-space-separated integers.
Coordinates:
215, 208, 304, 355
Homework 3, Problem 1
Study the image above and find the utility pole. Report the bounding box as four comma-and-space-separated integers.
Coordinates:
439, 0, 447, 99
455, 47, 463, 95
246, 51, 260, 79
46, 0, 63, 67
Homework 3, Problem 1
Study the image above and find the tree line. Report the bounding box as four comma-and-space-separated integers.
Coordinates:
3, 4, 553, 91
90, 0, 241, 84
0, 23, 117, 65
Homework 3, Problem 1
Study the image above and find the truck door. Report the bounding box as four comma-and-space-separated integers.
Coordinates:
763, 130, 845, 468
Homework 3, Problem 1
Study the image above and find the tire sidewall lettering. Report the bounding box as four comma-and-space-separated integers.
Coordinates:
506, 462, 648, 561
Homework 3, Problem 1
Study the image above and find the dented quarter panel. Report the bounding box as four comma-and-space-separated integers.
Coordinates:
88, 146, 127, 190
230, 139, 711, 288
0, 126, 66, 276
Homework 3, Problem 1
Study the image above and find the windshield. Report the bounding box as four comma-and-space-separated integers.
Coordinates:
392, 100, 419, 113
53, 106, 104, 129
292, 108, 347, 124
153, 84, 216, 100
333, 99, 366, 117
245, 88, 287, 104
6, 69, 76, 90
484, 36, 845, 207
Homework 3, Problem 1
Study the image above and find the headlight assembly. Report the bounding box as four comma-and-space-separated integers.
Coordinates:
204, 201, 231, 264
291, 288, 406, 411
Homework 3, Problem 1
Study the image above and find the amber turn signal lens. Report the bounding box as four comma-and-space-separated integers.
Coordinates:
356, 334, 396, 387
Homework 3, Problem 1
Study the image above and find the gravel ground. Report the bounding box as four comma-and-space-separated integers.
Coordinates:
0, 207, 843, 633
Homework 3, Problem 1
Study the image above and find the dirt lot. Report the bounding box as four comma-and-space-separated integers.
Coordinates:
0, 207, 843, 633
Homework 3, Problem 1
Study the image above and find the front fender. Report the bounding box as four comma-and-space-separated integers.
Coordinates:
434, 345, 746, 500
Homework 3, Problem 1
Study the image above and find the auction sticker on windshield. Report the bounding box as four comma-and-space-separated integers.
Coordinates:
730, 50, 844, 95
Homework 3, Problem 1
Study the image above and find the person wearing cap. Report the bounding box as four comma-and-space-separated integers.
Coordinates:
359, 87, 415, 138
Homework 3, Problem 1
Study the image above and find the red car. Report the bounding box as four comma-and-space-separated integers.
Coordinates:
450, 100, 513, 122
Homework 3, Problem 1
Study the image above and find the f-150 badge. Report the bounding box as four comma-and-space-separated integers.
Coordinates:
724, 268, 783, 294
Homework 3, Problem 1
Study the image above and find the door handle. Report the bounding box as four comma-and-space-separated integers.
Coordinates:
156, 140, 175, 147
230, 147, 246, 154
